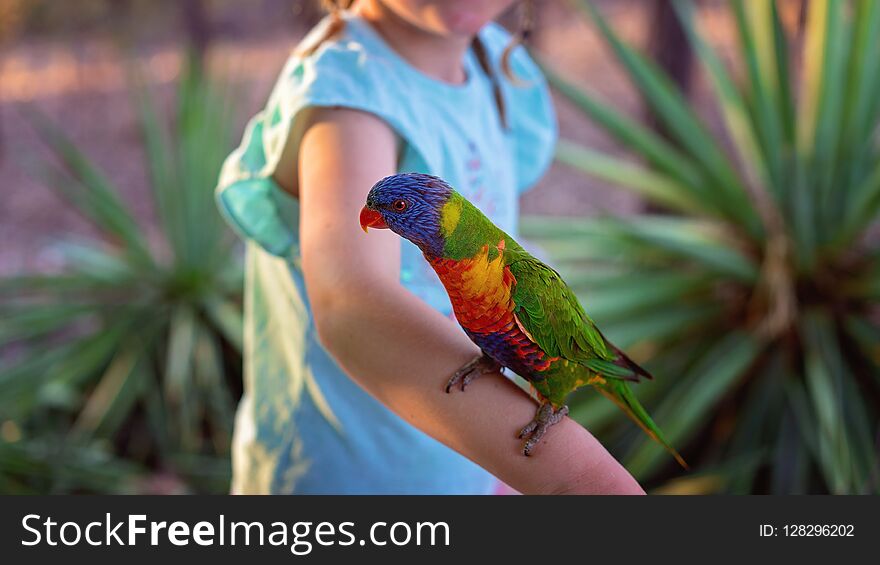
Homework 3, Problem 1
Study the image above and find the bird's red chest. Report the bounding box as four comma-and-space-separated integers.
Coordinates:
427, 245, 555, 375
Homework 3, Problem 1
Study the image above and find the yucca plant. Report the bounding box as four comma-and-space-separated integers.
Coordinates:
0, 61, 242, 493
525, 0, 880, 493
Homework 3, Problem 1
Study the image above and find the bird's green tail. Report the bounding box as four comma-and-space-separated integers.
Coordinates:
596, 379, 688, 469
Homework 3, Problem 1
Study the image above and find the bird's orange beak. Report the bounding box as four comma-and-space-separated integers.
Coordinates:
359, 206, 388, 232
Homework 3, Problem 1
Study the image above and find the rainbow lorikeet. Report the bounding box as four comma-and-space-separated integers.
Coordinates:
359, 173, 686, 466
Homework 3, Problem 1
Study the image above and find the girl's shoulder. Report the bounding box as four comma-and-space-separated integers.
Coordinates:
274, 16, 393, 109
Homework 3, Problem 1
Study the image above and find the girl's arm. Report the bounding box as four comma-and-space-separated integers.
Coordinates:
295, 107, 644, 495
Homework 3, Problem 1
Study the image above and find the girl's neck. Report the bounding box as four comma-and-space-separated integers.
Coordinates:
354, 0, 471, 85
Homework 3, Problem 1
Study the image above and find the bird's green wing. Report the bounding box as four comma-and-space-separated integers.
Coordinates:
506, 249, 650, 381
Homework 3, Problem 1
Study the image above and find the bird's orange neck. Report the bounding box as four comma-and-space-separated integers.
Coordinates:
427, 243, 516, 333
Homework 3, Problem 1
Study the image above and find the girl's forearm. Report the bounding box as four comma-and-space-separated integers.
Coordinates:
312, 279, 645, 495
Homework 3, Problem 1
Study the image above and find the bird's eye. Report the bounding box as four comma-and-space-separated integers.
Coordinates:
392, 199, 408, 212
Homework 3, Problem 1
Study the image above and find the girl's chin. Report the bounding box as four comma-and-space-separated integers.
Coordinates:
442, 11, 492, 36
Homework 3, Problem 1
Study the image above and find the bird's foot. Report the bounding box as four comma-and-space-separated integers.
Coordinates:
445, 354, 500, 393
518, 402, 569, 456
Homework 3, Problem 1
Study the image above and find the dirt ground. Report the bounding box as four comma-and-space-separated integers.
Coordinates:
0, 0, 735, 276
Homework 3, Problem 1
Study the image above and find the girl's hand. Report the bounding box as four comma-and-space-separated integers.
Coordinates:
293, 107, 644, 495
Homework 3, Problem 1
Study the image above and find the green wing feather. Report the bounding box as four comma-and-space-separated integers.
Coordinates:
505, 249, 649, 381
505, 249, 687, 467
441, 191, 687, 466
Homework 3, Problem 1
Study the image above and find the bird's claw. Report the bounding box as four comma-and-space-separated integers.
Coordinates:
445, 354, 500, 393
518, 402, 569, 456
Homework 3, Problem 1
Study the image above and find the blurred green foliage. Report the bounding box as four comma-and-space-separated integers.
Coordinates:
527, 0, 880, 494
0, 62, 242, 493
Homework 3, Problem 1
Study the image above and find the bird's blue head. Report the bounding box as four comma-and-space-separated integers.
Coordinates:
360, 173, 454, 257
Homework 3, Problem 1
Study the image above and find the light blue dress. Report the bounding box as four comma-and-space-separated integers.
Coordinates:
215, 13, 557, 494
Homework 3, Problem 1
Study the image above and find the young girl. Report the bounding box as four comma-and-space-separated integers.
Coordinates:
216, 0, 643, 494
